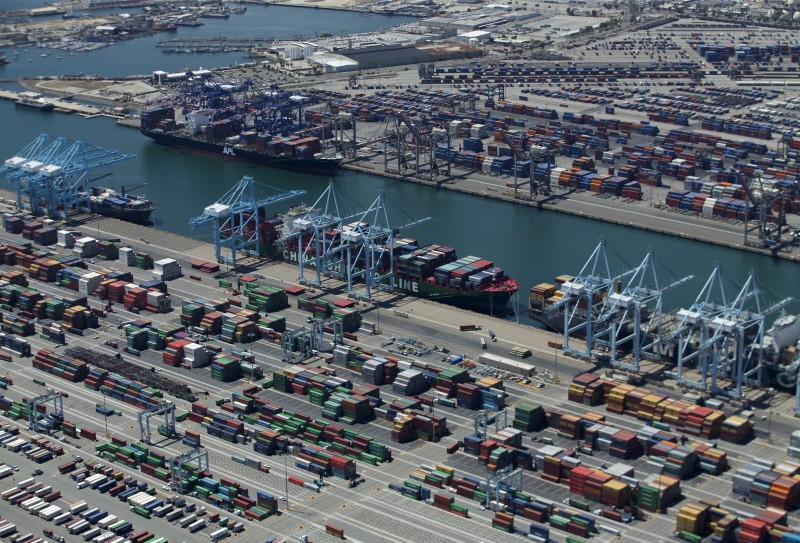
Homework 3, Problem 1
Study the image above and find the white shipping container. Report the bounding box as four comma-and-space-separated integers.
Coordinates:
29, 502, 49, 515
68, 519, 90, 533
98, 514, 118, 528
82, 527, 101, 541
21, 496, 42, 510
209, 528, 229, 541
39, 505, 62, 520
34, 485, 52, 497
179, 514, 197, 527
7, 438, 27, 452
69, 500, 88, 514
81, 507, 99, 519
0, 523, 16, 537
53, 512, 72, 525
16, 477, 35, 488
126, 492, 147, 505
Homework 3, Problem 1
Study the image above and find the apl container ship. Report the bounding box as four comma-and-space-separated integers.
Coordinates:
256, 210, 519, 315
140, 104, 342, 176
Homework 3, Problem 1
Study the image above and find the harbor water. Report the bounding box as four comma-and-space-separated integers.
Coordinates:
0, 5, 797, 323
1, 100, 797, 323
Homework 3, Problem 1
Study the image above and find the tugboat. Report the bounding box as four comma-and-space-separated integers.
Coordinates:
90, 184, 155, 225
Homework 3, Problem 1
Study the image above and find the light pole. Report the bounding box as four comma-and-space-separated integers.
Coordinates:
767, 388, 775, 444
283, 443, 290, 510
553, 345, 559, 384
103, 394, 109, 437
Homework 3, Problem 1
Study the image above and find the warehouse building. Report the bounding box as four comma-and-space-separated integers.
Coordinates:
307, 52, 359, 73
334, 44, 432, 70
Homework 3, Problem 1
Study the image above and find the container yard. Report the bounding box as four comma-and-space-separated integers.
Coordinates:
0, 186, 791, 543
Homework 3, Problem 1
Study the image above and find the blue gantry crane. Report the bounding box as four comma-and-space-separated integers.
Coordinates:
277, 182, 431, 300
543, 239, 634, 359
177, 71, 311, 134
1, 134, 134, 219
341, 190, 432, 300
667, 265, 792, 397
190, 175, 305, 266
592, 248, 694, 372
278, 181, 362, 287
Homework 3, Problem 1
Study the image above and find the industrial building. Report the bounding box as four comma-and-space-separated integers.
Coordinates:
454, 30, 492, 43
307, 53, 358, 73
333, 44, 432, 70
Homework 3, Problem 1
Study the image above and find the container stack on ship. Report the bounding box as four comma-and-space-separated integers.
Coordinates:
140, 71, 342, 175
266, 212, 519, 315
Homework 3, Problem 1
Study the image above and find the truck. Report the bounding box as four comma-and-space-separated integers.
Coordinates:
95, 404, 114, 417
459, 324, 482, 331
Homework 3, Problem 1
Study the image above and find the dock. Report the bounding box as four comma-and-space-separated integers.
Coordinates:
0, 89, 104, 116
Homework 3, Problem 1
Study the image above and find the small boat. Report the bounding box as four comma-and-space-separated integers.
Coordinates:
89, 186, 155, 225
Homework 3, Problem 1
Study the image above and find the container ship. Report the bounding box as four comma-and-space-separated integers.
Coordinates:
257, 211, 519, 314
529, 276, 601, 333
140, 90, 342, 176
89, 187, 155, 225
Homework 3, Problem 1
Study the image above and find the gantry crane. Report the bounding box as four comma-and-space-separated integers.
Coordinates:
277, 181, 363, 287
169, 447, 209, 493
341, 191, 432, 300
593, 249, 694, 372
497, 130, 555, 199
383, 111, 452, 180
484, 84, 505, 108
736, 169, 788, 250
1, 134, 134, 219
190, 176, 305, 267
281, 317, 342, 362
669, 265, 792, 397
277, 183, 431, 300
669, 264, 733, 391
27, 389, 63, 433
705, 271, 791, 397
138, 401, 176, 444
177, 71, 310, 134
544, 239, 634, 359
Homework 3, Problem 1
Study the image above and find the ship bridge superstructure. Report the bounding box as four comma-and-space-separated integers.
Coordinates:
1, 134, 134, 219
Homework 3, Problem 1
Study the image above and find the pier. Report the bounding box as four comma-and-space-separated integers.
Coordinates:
0, 89, 105, 116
